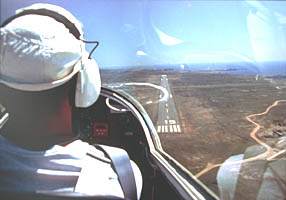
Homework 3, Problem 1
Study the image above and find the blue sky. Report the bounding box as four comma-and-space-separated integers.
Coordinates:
1, 0, 286, 69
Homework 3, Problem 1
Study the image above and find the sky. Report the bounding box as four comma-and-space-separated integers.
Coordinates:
1, 0, 286, 70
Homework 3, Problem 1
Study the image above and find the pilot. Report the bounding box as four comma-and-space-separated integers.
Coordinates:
0, 3, 142, 199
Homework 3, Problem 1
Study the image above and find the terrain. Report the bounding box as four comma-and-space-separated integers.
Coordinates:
101, 68, 286, 196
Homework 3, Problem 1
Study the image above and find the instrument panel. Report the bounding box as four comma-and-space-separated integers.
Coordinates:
77, 95, 147, 159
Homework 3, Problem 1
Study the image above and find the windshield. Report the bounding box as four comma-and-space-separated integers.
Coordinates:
2, 0, 286, 199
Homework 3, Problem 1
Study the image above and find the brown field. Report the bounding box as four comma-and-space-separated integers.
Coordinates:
101, 68, 286, 195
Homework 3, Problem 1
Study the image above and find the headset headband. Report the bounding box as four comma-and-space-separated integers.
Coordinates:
0, 8, 81, 40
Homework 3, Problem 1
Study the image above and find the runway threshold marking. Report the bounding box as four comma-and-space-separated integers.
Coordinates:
157, 124, 182, 133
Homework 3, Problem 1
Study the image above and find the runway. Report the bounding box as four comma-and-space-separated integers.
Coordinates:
156, 75, 181, 133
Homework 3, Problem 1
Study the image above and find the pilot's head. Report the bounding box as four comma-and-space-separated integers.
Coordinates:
0, 4, 101, 148
0, 3, 101, 107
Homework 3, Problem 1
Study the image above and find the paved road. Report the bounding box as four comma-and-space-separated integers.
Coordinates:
156, 75, 181, 133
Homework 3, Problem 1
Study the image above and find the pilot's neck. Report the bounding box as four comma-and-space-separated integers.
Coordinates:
2, 98, 73, 151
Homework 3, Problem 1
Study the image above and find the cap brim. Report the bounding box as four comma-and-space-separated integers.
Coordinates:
0, 59, 82, 91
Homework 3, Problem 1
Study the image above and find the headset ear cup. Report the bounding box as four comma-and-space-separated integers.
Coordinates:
75, 58, 101, 108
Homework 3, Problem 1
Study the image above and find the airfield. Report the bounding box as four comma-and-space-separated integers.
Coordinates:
101, 68, 286, 196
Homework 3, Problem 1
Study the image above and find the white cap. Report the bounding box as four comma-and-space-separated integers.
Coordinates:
0, 4, 101, 108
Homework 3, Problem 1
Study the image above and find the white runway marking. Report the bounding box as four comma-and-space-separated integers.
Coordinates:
173, 125, 178, 132
177, 125, 181, 133
165, 125, 168, 133
157, 125, 161, 133
170, 125, 173, 132
156, 124, 181, 133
